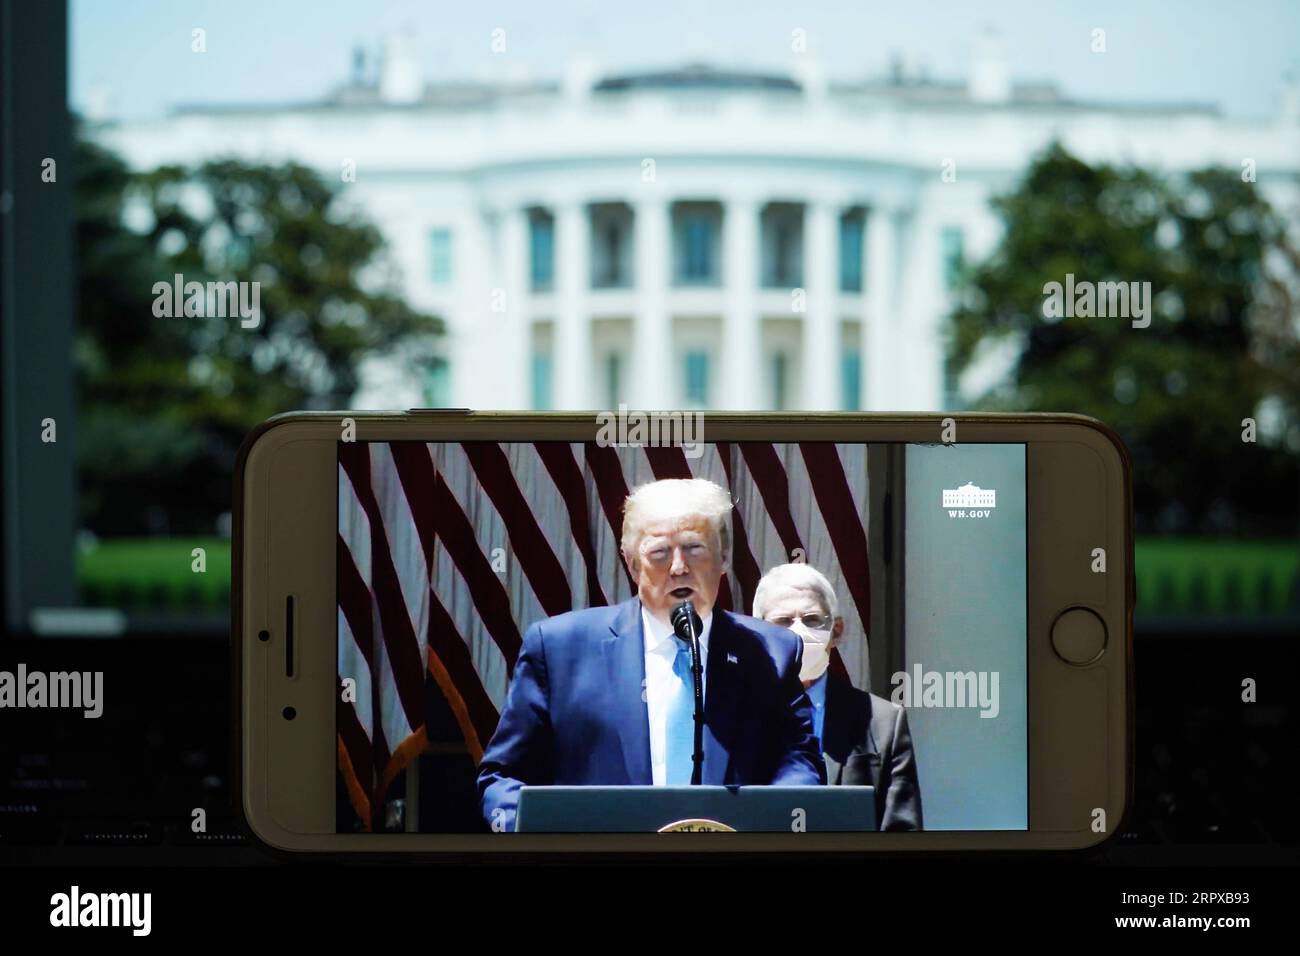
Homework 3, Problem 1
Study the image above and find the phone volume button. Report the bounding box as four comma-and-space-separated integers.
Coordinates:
406, 407, 472, 414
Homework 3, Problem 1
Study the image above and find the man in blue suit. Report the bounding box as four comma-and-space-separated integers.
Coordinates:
477, 477, 825, 831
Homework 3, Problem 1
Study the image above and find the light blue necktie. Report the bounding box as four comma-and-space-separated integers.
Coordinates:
664, 639, 696, 785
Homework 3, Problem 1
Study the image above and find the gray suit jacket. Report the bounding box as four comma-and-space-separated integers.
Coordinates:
822, 677, 924, 831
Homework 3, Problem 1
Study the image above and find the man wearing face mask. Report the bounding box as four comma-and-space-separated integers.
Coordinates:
754, 563, 923, 831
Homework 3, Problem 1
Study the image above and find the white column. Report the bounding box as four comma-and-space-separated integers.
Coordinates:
499, 206, 530, 409
458, 208, 493, 409
722, 196, 761, 409
898, 204, 945, 410
863, 202, 898, 411
803, 200, 839, 410
633, 198, 671, 408
554, 201, 590, 409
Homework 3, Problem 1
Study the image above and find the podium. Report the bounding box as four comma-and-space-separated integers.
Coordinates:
515, 785, 876, 832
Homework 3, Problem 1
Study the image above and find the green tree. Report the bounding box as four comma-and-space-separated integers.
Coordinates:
948, 142, 1298, 533
74, 132, 444, 534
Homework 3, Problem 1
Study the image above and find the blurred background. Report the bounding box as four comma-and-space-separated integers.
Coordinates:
1, 0, 1297, 855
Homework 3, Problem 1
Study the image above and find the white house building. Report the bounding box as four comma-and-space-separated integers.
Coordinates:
943, 482, 997, 509
93, 35, 1300, 412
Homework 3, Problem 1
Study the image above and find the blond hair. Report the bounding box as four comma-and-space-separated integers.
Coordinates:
620, 478, 733, 562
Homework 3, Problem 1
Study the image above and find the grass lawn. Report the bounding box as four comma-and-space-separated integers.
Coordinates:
1134, 537, 1299, 615
77, 537, 231, 610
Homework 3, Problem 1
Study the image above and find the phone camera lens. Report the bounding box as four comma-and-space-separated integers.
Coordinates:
282, 706, 296, 720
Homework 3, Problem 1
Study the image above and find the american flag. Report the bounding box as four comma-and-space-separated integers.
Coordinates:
336, 440, 871, 830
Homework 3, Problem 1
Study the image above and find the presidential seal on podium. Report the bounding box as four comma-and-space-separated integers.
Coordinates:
657, 818, 736, 832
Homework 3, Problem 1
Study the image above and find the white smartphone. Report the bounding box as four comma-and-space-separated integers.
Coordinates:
235, 410, 1132, 855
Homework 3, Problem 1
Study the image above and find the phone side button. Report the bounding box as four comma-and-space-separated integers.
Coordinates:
1050, 606, 1108, 665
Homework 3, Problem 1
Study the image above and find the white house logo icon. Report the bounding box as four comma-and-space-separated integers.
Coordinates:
942, 482, 997, 509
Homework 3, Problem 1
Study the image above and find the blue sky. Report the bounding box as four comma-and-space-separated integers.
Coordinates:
72, 0, 1300, 119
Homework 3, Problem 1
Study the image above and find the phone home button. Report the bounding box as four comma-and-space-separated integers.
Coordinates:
1050, 607, 1107, 665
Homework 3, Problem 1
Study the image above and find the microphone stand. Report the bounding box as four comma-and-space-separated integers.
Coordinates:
672, 602, 705, 786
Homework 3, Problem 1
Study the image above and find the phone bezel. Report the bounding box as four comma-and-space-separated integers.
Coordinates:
235, 411, 1133, 855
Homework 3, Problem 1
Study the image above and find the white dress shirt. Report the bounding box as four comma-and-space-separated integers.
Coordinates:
641, 604, 712, 786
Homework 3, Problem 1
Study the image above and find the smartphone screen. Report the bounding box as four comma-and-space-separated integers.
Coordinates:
335, 439, 1027, 833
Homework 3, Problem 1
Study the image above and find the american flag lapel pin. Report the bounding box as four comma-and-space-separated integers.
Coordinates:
727, 652, 738, 664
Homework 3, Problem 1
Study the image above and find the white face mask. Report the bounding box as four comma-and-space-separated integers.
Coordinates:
790, 620, 833, 683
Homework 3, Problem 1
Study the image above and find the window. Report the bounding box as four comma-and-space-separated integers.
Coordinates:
684, 351, 710, 406
941, 226, 964, 289
677, 212, 718, 285
605, 222, 623, 285
424, 357, 450, 406
772, 222, 799, 287
530, 212, 554, 291
771, 352, 789, 410
762, 204, 804, 288
840, 212, 864, 292
531, 352, 553, 409
606, 352, 624, 408
594, 220, 628, 288
684, 216, 712, 281
841, 350, 861, 410
429, 228, 453, 285
590, 203, 633, 289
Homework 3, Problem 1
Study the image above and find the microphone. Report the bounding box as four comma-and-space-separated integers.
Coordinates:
670, 601, 705, 786
670, 602, 703, 644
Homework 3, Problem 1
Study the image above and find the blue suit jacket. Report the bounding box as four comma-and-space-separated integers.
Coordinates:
477, 597, 826, 830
